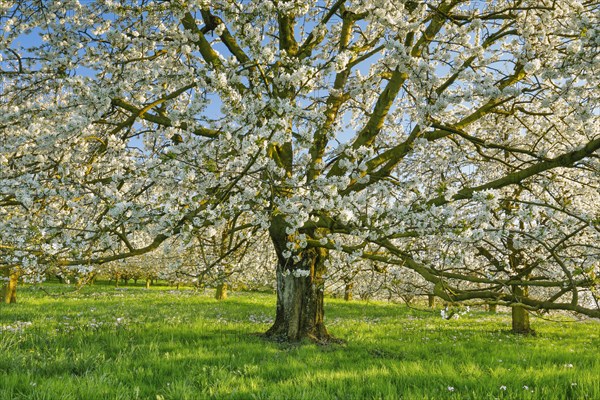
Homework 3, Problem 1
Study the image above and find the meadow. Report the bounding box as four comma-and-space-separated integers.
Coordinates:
0, 284, 598, 400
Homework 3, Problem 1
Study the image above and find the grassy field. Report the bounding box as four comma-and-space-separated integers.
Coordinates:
0, 284, 598, 399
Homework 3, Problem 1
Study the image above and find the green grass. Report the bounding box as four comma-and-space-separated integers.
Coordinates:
1, 284, 598, 399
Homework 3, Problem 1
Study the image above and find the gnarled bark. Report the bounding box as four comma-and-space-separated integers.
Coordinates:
266, 219, 329, 342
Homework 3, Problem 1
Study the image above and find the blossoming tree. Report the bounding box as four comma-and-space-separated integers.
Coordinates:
1, 0, 598, 340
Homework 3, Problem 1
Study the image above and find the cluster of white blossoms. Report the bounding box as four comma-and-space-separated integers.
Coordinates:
1, 0, 598, 316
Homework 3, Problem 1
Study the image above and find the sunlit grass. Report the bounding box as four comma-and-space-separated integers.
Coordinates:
1, 284, 598, 399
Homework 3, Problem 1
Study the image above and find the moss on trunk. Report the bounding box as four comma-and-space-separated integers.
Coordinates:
427, 294, 435, 308
2, 268, 19, 304
344, 283, 353, 301
215, 282, 228, 300
511, 285, 533, 334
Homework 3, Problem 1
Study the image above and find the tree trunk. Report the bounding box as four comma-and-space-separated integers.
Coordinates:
215, 282, 228, 300
488, 303, 497, 313
427, 294, 435, 308
266, 219, 330, 342
511, 285, 532, 334
2, 268, 19, 304
344, 282, 353, 301
145, 278, 151, 289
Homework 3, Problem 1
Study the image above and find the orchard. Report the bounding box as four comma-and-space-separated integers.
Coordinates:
1, 0, 599, 396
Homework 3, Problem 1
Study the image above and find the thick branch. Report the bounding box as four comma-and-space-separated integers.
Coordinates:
428, 136, 600, 206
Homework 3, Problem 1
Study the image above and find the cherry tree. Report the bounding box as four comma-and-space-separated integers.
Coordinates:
1, 0, 599, 340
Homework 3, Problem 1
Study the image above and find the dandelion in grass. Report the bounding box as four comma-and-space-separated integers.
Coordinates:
447, 386, 455, 392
